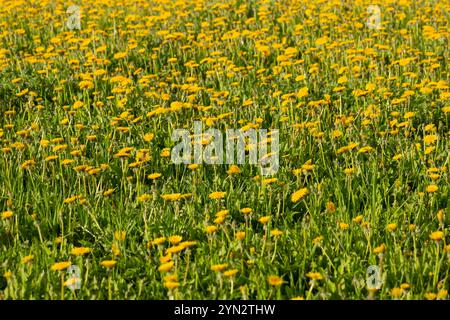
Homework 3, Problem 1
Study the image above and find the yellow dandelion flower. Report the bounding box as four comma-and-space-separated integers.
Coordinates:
262, 178, 278, 185
400, 283, 410, 290
352, 215, 363, 224
143, 133, 154, 142
148, 173, 162, 180
100, 260, 117, 268
71, 247, 91, 256
211, 263, 228, 272
306, 272, 323, 280
168, 235, 182, 244
21, 255, 34, 264
160, 148, 171, 157
313, 236, 323, 244
426, 184, 438, 193
387, 223, 397, 232
114, 231, 126, 241
267, 275, 283, 286
344, 167, 355, 175
425, 292, 437, 300
437, 290, 448, 300
112, 243, 120, 257
51, 261, 71, 271
430, 231, 444, 241
258, 216, 271, 224
240, 208, 252, 214
158, 261, 174, 272
151, 237, 166, 246
214, 216, 225, 224
166, 245, 185, 254
227, 165, 241, 175
161, 193, 182, 201
223, 269, 239, 277
159, 254, 172, 264
205, 225, 218, 233
315, 36, 328, 46
339, 222, 349, 230
103, 189, 115, 197
374, 244, 386, 254
1, 211, 13, 220
235, 231, 246, 240
137, 193, 152, 202
326, 201, 336, 213
164, 281, 179, 289
270, 229, 283, 237
423, 135, 438, 144
180, 241, 197, 249
163, 275, 178, 282
208, 191, 226, 200
113, 52, 127, 59
291, 188, 309, 203
391, 287, 403, 298
3, 271, 13, 280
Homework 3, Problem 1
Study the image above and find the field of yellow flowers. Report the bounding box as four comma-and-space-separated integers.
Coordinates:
0, 0, 449, 300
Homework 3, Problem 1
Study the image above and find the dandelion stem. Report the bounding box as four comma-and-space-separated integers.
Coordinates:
60, 273, 64, 300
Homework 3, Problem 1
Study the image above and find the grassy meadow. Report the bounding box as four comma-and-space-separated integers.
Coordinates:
0, 0, 449, 300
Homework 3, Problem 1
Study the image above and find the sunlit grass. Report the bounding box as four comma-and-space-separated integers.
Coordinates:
0, 0, 449, 300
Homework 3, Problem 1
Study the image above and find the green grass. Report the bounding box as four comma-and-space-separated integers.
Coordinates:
0, 0, 449, 300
